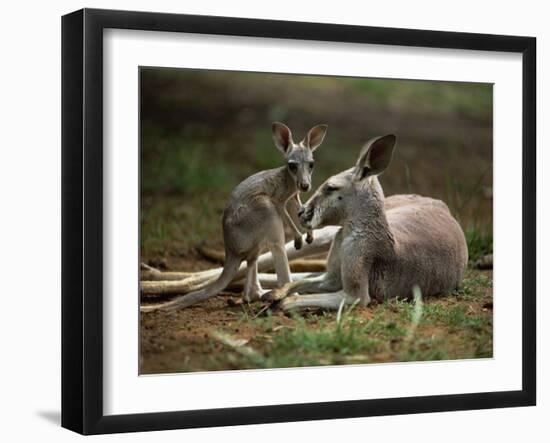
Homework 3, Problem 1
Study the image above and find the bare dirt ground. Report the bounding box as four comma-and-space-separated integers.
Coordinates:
140, 256, 493, 374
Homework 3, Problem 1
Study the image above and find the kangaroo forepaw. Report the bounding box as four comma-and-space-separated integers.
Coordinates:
262, 287, 288, 302
262, 289, 278, 303
294, 235, 303, 250
305, 230, 314, 244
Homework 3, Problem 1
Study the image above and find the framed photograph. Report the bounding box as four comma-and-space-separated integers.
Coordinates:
62, 8, 536, 435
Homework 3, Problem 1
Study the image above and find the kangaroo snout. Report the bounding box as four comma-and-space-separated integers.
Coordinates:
299, 182, 311, 192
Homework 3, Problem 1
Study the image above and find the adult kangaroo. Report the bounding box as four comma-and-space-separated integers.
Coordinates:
267, 134, 468, 311
141, 122, 328, 311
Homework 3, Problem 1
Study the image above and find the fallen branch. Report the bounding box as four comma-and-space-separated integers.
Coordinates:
140, 226, 338, 295
140, 272, 218, 296
141, 270, 195, 281
140, 262, 159, 272
141, 259, 325, 283
141, 272, 323, 298
288, 259, 326, 272
199, 246, 326, 273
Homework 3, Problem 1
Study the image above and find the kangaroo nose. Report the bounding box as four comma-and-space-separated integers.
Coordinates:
298, 207, 305, 217
299, 182, 310, 192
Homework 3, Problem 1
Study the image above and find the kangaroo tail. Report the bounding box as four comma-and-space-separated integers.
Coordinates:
140, 256, 242, 312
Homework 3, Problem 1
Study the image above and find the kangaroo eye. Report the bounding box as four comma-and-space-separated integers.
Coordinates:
288, 162, 298, 172
326, 185, 339, 193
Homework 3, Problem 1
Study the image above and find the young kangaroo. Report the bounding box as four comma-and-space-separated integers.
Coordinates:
266, 134, 468, 311
142, 122, 328, 311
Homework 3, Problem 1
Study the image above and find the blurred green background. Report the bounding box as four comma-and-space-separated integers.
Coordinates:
140, 68, 492, 266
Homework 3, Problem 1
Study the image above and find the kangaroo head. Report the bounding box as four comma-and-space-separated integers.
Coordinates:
299, 134, 396, 229
272, 122, 328, 192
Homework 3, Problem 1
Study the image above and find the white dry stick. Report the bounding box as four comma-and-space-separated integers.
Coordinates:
140, 226, 338, 296
243, 272, 321, 290
143, 272, 321, 295
141, 270, 202, 281
140, 262, 159, 272
141, 260, 325, 282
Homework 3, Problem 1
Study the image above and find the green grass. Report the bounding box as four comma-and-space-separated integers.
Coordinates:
203, 272, 492, 371
452, 271, 492, 300
351, 78, 493, 122
141, 137, 234, 194
140, 194, 226, 256
465, 227, 493, 263
439, 161, 492, 265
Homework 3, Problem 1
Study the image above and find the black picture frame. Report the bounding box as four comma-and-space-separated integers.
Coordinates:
61, 8, 536, 435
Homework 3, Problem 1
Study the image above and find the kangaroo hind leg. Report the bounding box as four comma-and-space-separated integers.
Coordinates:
269, 241, 292, 287
243, 255, 265, 302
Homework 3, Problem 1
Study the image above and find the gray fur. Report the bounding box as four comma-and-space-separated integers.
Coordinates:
149, 122, 328, 311
269, 135, 468, 311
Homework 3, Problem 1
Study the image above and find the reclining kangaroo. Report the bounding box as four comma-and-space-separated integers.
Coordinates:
141, 122, 328, 311
266, 134, 468, 311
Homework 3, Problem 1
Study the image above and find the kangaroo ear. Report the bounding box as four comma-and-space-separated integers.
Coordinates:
354, 134, 396, 181
304, 124, 328, 151
272, 122, 294, 155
